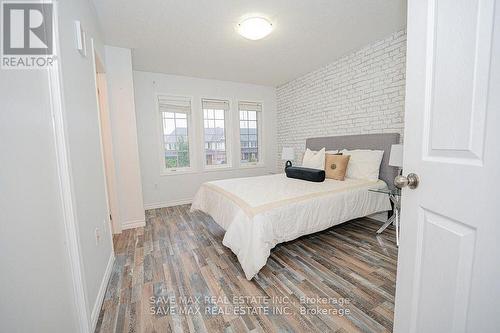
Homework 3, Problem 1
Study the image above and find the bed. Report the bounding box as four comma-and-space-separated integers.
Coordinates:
191, 133, 400, 280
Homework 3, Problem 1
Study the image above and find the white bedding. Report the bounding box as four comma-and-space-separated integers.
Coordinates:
190, 174, 391, 280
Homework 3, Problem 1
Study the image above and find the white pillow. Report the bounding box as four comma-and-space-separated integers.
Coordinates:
341, 149, 384, 180
302, 148, 326, 170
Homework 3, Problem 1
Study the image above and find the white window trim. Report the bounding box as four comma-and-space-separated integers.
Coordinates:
237, 100, 265, 168
201, 98, 233, 170
156, 94, 195, 176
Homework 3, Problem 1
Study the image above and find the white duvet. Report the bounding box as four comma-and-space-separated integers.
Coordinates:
190, 174, 391, 280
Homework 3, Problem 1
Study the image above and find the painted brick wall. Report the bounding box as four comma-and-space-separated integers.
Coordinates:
276, 30, 406, 169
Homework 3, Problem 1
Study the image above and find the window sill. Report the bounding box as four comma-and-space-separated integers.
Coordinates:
160, 169, 196, 176
202, 165, 234, 172
239, 163, 265, 169
159, 164, 267, 176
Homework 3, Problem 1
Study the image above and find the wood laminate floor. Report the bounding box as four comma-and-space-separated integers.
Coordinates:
95, 205, 398, 333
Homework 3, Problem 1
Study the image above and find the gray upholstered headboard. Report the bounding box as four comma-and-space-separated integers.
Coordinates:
306, 133, 400, 190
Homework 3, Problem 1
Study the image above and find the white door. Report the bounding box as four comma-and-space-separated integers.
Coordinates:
394, 0, 500, 332
95, 69, 122, 234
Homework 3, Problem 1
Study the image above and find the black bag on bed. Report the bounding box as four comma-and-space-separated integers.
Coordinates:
285, 166, 326, 182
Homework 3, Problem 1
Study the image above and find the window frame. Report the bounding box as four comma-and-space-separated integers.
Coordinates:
201, 98, 232, 170
157, 94, 195, 176
237, 100, 264, 168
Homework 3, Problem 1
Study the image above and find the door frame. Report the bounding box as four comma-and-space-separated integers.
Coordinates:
47, 4, 91, 332
91, 40, 122, 235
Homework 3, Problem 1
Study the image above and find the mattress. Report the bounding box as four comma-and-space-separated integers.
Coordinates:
190, 173, 391, 280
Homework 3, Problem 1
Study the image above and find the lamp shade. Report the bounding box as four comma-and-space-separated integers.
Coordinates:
281, 147, 295, 161
388, 144, 403, 167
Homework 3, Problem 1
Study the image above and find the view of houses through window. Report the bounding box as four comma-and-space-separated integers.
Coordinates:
202, 99, 229, 166
239, 101, 261, 164
158, 96, 262, 172
162, 111, 190, 169
158, 96, 192, 170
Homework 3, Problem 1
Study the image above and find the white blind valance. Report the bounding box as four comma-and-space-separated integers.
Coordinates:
202, 99, 229, 111
158, 96, 191, 113
238, 101, 262, 112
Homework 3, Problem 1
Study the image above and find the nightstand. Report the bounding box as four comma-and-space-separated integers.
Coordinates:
369, 188, 401, 246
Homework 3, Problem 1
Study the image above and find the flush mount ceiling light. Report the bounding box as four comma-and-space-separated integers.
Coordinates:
237, 17, 273, 40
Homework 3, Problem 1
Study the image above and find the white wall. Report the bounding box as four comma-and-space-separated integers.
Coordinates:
0, 70, 79, 333
105, 46, 146, 229
276, 30, 407, 168
133, 72, 277, 208
0, 1, 114, 331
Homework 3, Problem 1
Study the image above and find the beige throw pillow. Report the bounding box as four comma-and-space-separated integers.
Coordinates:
325, 154, 351, 181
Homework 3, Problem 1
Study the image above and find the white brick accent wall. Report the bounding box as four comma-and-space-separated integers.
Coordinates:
276, 30, 406, 169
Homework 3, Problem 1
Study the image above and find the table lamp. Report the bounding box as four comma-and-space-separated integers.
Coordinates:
281, 147, 295, 168
389, 144, 403, 173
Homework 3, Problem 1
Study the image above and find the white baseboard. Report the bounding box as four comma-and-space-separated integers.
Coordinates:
144, 198, 192, 210
90, 252, 115, 331
121, 218, 146, 230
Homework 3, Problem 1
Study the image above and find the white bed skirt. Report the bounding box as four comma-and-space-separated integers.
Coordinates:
191, 174, 391, 280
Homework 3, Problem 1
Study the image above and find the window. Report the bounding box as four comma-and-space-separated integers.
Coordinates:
202, 99, 230, 167
239, 101, 261, 164
158, 96, 192, 171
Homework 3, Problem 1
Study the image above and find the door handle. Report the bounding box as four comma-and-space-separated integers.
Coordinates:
394, 173, 419, 189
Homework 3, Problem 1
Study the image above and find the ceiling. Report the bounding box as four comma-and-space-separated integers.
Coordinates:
93, 0, 407, 87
